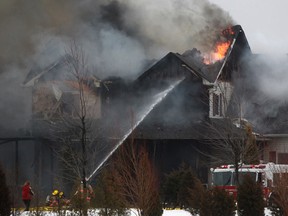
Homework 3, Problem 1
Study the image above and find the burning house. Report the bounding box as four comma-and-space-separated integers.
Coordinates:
127, 25, 252, 180
1, 23, 288, 203
105, 24, 288, 180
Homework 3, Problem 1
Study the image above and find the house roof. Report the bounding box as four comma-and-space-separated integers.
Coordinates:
23, 54, 101, 87
23, 54, 71, 87
179, 25, 251, 83
136, 25, 251, 86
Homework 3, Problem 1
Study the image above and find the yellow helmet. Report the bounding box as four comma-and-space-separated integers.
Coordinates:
52, 190, 59, 196
59, 191, 64, 197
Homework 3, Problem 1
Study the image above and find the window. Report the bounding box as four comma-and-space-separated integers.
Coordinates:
62, 92, 80, 117
208, 81, 233, 118
233, 172, 257, 185
213, 94, 219, 116
212, 171, 232, 186
269, 151, 276, 163
211, 93, 223, 117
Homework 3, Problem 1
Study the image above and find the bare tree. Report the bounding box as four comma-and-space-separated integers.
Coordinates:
46, 41, 106, 204
202, 76, 259, 184
112, 139, 161, 216
204, 118, 259, 179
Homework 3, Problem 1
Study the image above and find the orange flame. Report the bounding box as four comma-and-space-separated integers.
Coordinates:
203, 41, 231, 64
203, 27, 235, 65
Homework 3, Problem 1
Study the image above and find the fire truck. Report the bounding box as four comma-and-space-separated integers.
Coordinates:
210, 163, 288, 204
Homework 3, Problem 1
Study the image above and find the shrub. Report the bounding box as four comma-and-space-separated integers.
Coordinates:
197, 187, 213, 216
209, 187, 235, 216
237, 174, 264, 216
145, 195, 163, 216
187, 176, 207, 215
0, 165, 11, 216
162, 163, 201, 209
268, 192, 284, 216
189, 186, 235, 216
93, 168, 127, 216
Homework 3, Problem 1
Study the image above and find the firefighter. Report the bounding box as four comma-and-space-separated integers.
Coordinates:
46, 189, 59, 206
58, 191, 70, 206
74, 181, 94, 203
46, 189, 69, 207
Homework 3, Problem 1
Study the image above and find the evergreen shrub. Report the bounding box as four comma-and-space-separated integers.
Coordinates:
237, 174, 264, 216
162, 163, 201, 209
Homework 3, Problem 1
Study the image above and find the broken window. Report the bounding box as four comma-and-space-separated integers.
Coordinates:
61, 92, 80, 118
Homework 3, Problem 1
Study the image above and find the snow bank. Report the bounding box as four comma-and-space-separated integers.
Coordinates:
16, 208, 273, 216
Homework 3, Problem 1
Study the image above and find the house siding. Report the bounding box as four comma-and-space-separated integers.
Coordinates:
263, 137, 288, 164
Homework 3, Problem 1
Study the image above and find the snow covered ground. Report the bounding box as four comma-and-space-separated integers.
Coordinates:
18, 210, 191, 216
161, 209, 273, 216
17, 208, 273, 216
162, 209, 273, 216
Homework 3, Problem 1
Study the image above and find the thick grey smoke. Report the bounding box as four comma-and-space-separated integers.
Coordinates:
253, 55, 288, 100
0, 0, 233, 76
0, 0, 233, 131
239, 54, 288, 133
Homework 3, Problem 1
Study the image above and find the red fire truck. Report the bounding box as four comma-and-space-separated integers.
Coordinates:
210, 163, 288, 204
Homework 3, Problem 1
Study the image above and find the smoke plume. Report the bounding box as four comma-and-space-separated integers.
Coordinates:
0, 0, 233, 75
0, 0, 233, 131
239, 54, 288, 133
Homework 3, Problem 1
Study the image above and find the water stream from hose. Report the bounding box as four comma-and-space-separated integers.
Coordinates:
87, 78, 184, 181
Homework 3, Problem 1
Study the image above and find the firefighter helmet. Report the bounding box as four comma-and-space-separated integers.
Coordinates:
52, 190, 59, 196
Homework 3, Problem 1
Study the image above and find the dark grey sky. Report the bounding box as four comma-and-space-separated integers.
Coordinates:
209, 0, 288, 54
